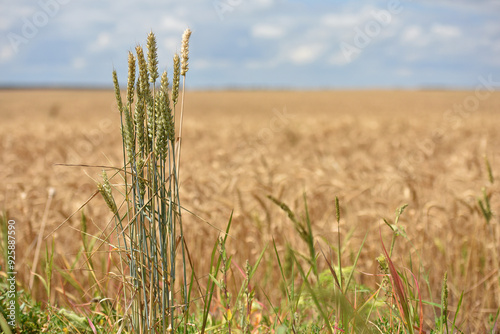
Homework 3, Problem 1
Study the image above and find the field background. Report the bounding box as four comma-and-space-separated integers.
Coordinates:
1, 89, 499, 331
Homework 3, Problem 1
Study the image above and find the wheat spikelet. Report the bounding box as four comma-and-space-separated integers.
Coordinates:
155, 96, 167, 157
147, 31, 159, 84
122, 52, 137, 162
161, 71, 175, 143
135, 44, 156, 148
134, 51, 147, 160
112, 70, 123, 113
123, 104, 135, 161
135, 87, 146, 155
126, 52, 136, 108
135, 94, 146, 166
180, 28, 192, 76
147, 103, 156, 141
97, 171, 118, 215
155, 71, 171, 157
172, 54, 180, 106
135, 45, 149, 95
134, 45, 151, 196
176, 28, 192, 175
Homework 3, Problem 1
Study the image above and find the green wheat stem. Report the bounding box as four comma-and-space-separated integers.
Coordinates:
335, 196, 342, 289
105, 29, 192, 333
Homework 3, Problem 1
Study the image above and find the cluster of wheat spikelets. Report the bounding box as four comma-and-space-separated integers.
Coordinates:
96, 29, 195, 332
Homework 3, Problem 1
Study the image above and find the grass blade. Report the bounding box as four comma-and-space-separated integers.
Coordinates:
380, 228, 413, 334
344, 232, 368, 294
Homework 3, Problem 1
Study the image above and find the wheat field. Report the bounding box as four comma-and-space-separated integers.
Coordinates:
1, 88, 499, 331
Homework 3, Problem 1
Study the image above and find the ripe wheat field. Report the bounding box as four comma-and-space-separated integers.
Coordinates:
1, 89, 499, 331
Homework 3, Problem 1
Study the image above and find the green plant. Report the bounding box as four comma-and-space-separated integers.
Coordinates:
97, 29, 192, 333
269, 195, 373, 333
200, 215, 232, 333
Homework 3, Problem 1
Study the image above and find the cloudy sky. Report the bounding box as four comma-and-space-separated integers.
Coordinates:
1, 0, 499, 89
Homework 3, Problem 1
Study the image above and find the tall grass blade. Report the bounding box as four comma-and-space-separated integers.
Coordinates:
451, 291, 464, 332
334, 196, 342, 290
344, 232, 368, 295
201, 212, 233, 334
490, 307, 499, 334
289, 248, 334, 334
302, 194, 318, 279
0, 312, 12, 334
380, 228, 413, 334
319, 247, 341, 289
484, 155, 494, 184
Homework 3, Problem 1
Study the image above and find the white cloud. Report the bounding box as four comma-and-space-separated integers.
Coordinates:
162, 37, 181, 55
320, 5, 389, 30
431, 24, 461, 38
401, 25, 427, 45
419, 0, 500, 13
321, 13, 361, 28
0, 46, 15, 63
399, 23, 462, 58
255, 0, 274, 7
289, 44, 324, 64
88, 32, 112, 53
160, 16, 189, 33
251, 24, 285, 39
71, 57, 86, 69
96, 32, 111, 47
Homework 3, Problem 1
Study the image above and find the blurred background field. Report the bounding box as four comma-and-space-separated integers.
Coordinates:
1, 88, 499, 331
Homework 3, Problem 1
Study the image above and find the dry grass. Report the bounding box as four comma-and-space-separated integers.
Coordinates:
1, 89, 499, 332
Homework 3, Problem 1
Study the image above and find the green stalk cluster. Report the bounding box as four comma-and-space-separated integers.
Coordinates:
105, 30, 191, 333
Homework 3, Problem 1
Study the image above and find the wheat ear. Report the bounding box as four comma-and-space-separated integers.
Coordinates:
175, 28, 192, 178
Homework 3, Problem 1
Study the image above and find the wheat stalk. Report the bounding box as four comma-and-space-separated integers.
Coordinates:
175, 28, 192, 180
100, 29, 192, 333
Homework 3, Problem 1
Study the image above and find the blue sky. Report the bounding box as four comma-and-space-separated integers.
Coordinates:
1, 0, 499, 89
